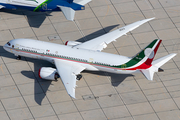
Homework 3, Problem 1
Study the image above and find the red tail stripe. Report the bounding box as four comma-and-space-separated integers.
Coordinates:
125, 40, 162, 70
145, 40, 162, 65
65, 41, 68, 45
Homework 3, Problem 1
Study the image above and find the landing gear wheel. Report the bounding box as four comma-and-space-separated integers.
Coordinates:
16, 55, 21, 60
76, 74, 82, 81
54, 73, 59, 81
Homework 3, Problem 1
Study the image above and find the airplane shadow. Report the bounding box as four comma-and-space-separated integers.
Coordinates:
21, 59, 55, 105
83, 71, 134, 87
0, 47, 53, 105
0, 9, 51, 28
76, 24, 119, 43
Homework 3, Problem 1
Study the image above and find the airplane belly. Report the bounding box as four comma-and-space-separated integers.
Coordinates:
95, 65, 137, 74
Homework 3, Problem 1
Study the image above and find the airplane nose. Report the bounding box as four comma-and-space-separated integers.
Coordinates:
3, 44, 9, 51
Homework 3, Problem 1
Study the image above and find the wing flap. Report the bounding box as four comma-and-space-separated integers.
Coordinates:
54, 59, 85, 98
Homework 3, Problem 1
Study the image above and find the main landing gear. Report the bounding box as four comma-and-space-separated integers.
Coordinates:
76, 74, 82, 81
16, 55, 21, 60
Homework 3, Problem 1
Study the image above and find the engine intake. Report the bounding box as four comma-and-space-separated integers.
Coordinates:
38, 67, 59, 80
65, 41, 82, 46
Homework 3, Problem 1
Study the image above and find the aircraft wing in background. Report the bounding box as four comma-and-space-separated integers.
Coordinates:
75, 18, 155, 51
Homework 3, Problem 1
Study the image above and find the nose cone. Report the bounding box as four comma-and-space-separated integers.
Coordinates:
3, 44, 10, 52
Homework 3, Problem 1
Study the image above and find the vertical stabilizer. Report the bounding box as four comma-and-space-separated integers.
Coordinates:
57, 0, 91, 21
140, 45, 177, 81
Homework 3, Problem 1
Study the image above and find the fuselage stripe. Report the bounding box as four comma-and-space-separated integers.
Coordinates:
7, 47, 138, 71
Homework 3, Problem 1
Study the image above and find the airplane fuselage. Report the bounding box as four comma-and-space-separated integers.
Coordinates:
3, 39, 139, 75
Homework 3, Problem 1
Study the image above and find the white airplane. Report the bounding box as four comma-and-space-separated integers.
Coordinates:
0, 0, 91, 20
3, 18, 177, 98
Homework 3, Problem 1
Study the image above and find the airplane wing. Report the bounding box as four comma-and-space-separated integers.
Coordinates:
54, 59, 85, 98
74, 18, 155, 51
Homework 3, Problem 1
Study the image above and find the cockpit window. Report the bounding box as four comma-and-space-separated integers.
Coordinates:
7, 42, 11, 46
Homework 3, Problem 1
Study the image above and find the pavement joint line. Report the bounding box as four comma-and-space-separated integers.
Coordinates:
133, 77, 161, 120
70, 94, 85, 120
157, 0, 180, 33
0, 100, 11, 120
147, 0, 155, 9
25, 61, 60, 120
86, 3, 121, 119
47, 14, 64, 45
81, 75, 109, 119
0, 1, 180, 119
108, 1, 147, 119
88, 2, 106, 34
1, 57, 35, 119
22, 14, 38, 40
2, 26, 36, 119
73, 20, 87, 42
155, 2, 180, 74
131, 1, 165, 119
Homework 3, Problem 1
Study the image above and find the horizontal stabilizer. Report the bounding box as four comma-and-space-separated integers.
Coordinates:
141, 53, 177, 81
152, 53, 177, 68
57, 5, 75, 21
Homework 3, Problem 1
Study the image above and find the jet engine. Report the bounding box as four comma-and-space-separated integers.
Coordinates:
38, 67, 59, 80
65, 41, 82, 46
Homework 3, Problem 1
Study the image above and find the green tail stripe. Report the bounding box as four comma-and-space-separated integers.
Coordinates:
33, 0, 53, 12
112, 39, 158, 68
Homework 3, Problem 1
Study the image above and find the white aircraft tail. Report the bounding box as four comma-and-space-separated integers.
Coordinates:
140, 48, 177, 80
57, 0, 91, 21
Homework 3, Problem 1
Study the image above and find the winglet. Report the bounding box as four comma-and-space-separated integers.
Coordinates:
127, 17, 155, 31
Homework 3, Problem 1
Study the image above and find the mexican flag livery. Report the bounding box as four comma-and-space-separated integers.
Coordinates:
114, 39, 176, 81
0, 0, 91, 20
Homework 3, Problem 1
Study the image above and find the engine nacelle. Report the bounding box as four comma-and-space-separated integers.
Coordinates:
65, 41, 82, 46
38, 67, 59, 80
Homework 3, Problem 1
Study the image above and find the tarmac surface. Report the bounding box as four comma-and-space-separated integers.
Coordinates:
0, 0, 180, 120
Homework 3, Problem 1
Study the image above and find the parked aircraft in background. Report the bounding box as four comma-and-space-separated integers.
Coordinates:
0, 0, 91, 20
3, 18, 177, 98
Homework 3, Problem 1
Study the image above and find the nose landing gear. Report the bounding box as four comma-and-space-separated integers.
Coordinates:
16, 55, 21, 60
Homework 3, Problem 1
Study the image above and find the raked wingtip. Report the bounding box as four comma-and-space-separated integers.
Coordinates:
144, 17, 155, 22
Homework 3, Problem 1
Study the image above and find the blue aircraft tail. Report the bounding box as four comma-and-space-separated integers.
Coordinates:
58, 0, 91, 21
